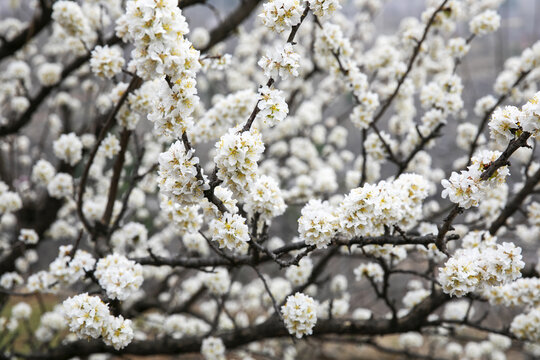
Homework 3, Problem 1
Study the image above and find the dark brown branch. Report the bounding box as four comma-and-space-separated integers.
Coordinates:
371, 0, 450, 126
180, 131, 229, 214
489, 165, 540, 234
133, 233, 457, 269
435, 205, 462, 255
101, 128, 131, 227
0, 0, 53, 62
0, 36, 121, 137
77, 75, 142, 234
436, 131, 531, 252
479, 131, 531, 181
465, 69, 531, 165
18, 290, 450, 360
241, 6, 310, 132
200, 0, 263, 53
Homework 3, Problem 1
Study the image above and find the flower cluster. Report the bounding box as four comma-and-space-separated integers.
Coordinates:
121, 0, 200, 136
203, 268, 230, 295
258, 43, 300, 80
47, 173, 73, 199
256, 86, 289, 126
483, 278, 540, 307
52, 1, 91, 39
286, 257, 313, 286
62, 293, 133, 349
90, 45, 125, 78
0, 182, 22, 214
439, 232, 524, 297
53, 132, 83, 166
259, 0, 304, 34
47, 246, 95, 285
298, 199, 337, 249
31, 159, 56, 186
201, 337, 226, 360
510, 307, 540, 343
528, 201, 540, 227
164, 313, 210, 339
214, 129, 265, 197
307, 0, 341, 18
196, 90, 257, 142
18, 229, 38, 245
98, 133, 120, 159
245, 175, 287, 223
420, 74, 464, 115
210, 212, 250, 252
350, 91, 380, 130
94, 254, 144, 300
489, 91, 540, 144
158, 141, 208, 207
111, 222, 149, 256
314, 22, 353, 72
354, 263, 384, 283
339, 173, 430, 237
469, 10, 501, 36
489, 105, 522, 146
37, 63, 62, 86
441, 150, 509, 209
281, 292, 317, 338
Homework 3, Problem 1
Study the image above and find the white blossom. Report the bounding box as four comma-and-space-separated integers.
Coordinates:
281, 292, 317, 338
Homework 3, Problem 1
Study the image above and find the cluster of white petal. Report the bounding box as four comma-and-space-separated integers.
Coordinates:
111, 222, 149, 256
442, 150, 509, 209
53, 132, 83, 166
510, 307, 540, 343
62, 293, 133, 349
31, 159, 56, 186
196, 90, 257, 142
259, 0, 304, 34
201, 336, 226, 360
210, 212, 250, 252
48, 245, 95, 285
258, 43, 300, 80
0, 182, 22, 214
469, 10, 501, 36
203, 268, 230, 295
36, 63, 62, 86
484, 278, 540, 307
439, 232, 524, 297
354, 262, 384, 283
158, 141, 208, 207
18, 229, 38, 245
420, 74, 464, 116
281, 292, 317, 338
245, 175, 287, 223
98, 133, 121, 159
256, 86, 289, 126
490, 91, 540, 145
298, 199, 337, 249
528, 201, 540, 227
52, 1, 92, 39
164, 313, 210, 339
160, 198, 203, 235
95, 253, 144, 300
286, 257, 313, 286
339, 173, 430, 237
90, 45, 125, 79
47, 173, 73, 199
120, 0, 200, 136
307, 0, 341, 18
314, 22, 353, 73
214, 129, 265, 198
